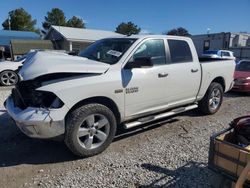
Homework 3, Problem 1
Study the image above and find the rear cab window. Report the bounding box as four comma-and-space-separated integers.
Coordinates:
167, 39, 193, 63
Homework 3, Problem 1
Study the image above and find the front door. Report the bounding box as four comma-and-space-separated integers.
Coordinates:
122, 39, 169, 118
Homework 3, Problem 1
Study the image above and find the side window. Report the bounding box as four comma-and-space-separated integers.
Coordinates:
132, 39, 166, 65
222, 52, 230, 57
168, 40, 193, 63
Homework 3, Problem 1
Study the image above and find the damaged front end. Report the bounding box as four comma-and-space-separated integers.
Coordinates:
4, 74, 81, 139
12, 72, 94, 109
12, 78, 64, 110
5, 50, 110, 139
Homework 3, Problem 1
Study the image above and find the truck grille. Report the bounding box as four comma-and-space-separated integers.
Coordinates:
12, 88, 26, 109
12, 80, 41, 109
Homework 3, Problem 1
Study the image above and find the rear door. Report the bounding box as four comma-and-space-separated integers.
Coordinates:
164, 39, 201, 107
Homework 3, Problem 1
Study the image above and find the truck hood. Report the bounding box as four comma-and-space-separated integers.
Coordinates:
19, 51, 110, 80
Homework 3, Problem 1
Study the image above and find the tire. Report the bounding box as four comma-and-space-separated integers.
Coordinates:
0, 70, 19, 86
198, 82, 224, 115
65, 103, 117, 157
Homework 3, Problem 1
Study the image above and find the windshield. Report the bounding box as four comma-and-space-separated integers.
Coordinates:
204, 50, 218, 55
79, 38, 137, 65
236, 61, 250, 72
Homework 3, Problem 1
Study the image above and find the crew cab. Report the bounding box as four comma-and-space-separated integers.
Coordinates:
5, 35, 235, 157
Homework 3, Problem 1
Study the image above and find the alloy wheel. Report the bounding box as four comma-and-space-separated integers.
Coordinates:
77, 114, 110, 150
209, 88, 221, 110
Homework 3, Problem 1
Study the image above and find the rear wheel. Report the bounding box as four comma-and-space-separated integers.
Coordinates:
198, 82, 223, 115
65, 103, 117, 157
0, 70, 19, 86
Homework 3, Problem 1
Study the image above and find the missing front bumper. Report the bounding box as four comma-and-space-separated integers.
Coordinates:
5, 97, 66, 139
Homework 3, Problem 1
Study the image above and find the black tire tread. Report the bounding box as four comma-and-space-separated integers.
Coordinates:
198, 82, 223, 115
65, 103, 116, 157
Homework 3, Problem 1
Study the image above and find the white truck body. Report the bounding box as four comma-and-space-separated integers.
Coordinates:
5, 35, 235, 156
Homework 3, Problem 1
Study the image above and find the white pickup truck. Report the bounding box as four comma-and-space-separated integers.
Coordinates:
5, 35, 235, 157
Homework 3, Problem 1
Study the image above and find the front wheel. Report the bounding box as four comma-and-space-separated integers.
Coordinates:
198, 82, 224, 115
65, 103, 117, 157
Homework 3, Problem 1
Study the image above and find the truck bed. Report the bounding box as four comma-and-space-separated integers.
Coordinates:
196, 58, 235, 100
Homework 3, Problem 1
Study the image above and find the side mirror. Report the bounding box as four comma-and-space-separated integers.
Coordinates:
125, 57, 153, 69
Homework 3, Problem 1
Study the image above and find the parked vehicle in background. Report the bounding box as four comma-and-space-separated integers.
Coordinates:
5, 35, 235, 157
202, 50, 235, 60
0, 55, 26, 86
233, 60, 250, 92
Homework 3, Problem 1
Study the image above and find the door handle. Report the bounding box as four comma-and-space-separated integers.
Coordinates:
158, 73, 169, 78
191, 69, 199, 73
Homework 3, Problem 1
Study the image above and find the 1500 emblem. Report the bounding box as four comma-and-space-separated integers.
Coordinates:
126, 87, 139, 94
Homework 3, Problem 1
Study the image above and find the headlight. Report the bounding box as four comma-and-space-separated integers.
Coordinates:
32, 91, 64, 109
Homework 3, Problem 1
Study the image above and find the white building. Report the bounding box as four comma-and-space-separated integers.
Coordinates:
44, 25, 122, 53
230, 33, 250, 47
191, 32, 250, 60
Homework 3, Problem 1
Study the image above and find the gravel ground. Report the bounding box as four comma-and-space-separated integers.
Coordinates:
0, 88, 11, 109
0, 89, 249, 188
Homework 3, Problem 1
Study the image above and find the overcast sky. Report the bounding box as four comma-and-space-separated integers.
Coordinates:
0, 0, 249, 34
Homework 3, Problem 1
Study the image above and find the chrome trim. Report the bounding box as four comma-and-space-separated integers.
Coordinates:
124, 104, 198, 129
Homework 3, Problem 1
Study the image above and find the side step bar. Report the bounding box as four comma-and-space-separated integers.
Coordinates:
124, 104, 198, 129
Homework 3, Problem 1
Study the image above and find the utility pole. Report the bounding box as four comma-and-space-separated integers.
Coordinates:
8, 15, 11, 30
207, 28, 211, 35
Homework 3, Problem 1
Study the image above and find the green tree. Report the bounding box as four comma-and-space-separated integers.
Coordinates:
165, 27, 191, 36
42, 8, 67, 30
2, 8, 37, 32
115, 21, 141, 36
67, 16, 85, 28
